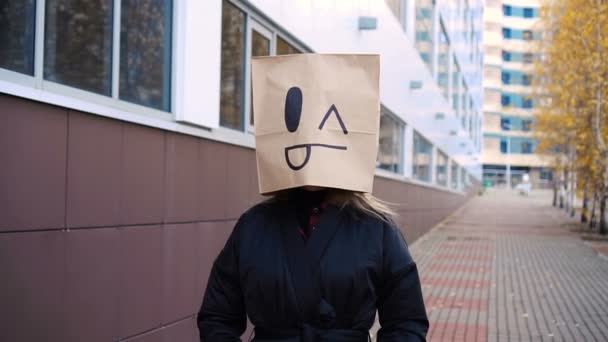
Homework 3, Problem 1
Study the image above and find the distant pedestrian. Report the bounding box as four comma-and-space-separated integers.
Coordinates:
197, 54, 428, 341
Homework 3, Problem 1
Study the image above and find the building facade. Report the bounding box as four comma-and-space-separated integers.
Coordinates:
482, 0, 553, 188
0, 0, 482, 340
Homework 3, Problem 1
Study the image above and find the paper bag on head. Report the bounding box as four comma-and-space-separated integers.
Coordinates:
252, 53, 380, 195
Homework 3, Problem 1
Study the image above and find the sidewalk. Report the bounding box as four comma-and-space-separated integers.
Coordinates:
410, 189, 608, 342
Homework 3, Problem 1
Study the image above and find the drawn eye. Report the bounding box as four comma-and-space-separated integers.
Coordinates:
284, 86, 303, 132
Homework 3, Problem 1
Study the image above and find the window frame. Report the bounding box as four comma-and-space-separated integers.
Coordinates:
0, 0, 176, 118
377, 109, 405, 174
245, 19, 275, 133
219, 0, 308, 132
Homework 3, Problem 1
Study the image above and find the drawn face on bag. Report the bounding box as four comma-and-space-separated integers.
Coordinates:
252, 54, 380, 194
283, 86, 349, 171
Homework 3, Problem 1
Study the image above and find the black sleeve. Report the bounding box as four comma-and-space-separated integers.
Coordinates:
197, 214, 248, 341
376, 222, 429, 342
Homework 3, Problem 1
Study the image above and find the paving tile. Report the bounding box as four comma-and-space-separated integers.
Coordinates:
408, 190, 608, 342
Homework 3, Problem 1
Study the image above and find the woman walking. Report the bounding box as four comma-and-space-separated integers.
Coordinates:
197, 54, 428, 341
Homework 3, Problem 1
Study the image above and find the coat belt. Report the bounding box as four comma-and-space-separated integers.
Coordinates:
254, 324, 369, 342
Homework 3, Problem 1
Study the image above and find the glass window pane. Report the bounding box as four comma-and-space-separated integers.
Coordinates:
451, 162, 459, 189
44, 0, 113, 95
219, 1, 246, 130
120, 0, 172, 111
0, 0, 36, 75
250, 29, 270, 125
415, 0, 434, 73
413, 131, 432, 182
378, 113, 402, 173
452, 56, 460, 113
276, 36, 301, 55
436, 151, 448, 186
437, 20, 449, 99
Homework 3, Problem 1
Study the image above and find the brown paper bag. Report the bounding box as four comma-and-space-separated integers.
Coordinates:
252, 54, 380, 195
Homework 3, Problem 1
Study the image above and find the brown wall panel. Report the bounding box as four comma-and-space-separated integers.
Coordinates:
199, 140, 229, 220
119, 225, 163, 338
165, 134, 201, 223
0, 95, 478, 342
121, 125, 165, 226
0, 94, 67, 231
0, 231, 66, 341
65, 228, 120, 342
66, 111, 122, 228
162, 223, 199, 324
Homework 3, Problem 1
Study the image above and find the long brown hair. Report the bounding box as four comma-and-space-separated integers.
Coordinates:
325, 189, 396, 223
272, 188, 396, 223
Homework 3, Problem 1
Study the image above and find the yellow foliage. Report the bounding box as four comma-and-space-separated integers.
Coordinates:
534, 0, 608, 191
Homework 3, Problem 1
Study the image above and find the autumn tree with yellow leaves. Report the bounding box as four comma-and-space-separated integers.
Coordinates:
534, 0, 608, 233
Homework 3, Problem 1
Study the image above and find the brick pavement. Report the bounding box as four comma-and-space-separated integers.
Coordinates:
408, 189, 608, 342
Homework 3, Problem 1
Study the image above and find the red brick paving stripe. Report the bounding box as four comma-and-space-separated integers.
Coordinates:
428, 322, 488, 342
441, 243, 493, 252
443, 226, 573, 236
424, 295, 488, 311
433, 252, 493, 262
426, 263, 491, 273
422, 276, 491, 289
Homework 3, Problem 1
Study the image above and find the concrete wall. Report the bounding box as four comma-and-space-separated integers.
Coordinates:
0, 94, 477, 341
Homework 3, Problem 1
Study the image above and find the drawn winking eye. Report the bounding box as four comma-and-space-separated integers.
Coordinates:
284, 86, 348, 134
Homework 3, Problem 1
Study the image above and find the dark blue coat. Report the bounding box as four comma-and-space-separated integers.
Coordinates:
198, 199, 428, 341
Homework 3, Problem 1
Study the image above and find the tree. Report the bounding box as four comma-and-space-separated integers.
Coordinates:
534, 0, 608, 233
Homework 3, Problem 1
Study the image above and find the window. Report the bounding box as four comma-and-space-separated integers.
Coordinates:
522, 119, 532, 131
501, 117, 511, 130
248, 25, 272, 126
377, 111, 404, 173
120, 0, 173, 111
219, 2, 246, 130
415, 0, 434, 72
451, 162, 459, 189
502, 50, 511, 61
44, 0, 114, 95
436, 151, 448, 186
540, 168, 553, 181
219, 1, 304, 131
277, 36, 301, 55
523, 8, 534, 18
523, 53, 534, 63
437, 19, 449, 100
452, 56, 460, 114
502, 71, 510, 84
502, 28, 512, 39
413, 131, 432, 182
385, 0, 407, 30
501, 94, 511, 106
503, 5, 512, 16
0, 0, 36, 75
522, 74, 532, 86
500, 139, 508, 153
6, 0, 173, 111
523, 98, 533, 108
461, 168, 467, 189
523, 30, 533, 41
521, 141, 533, 153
